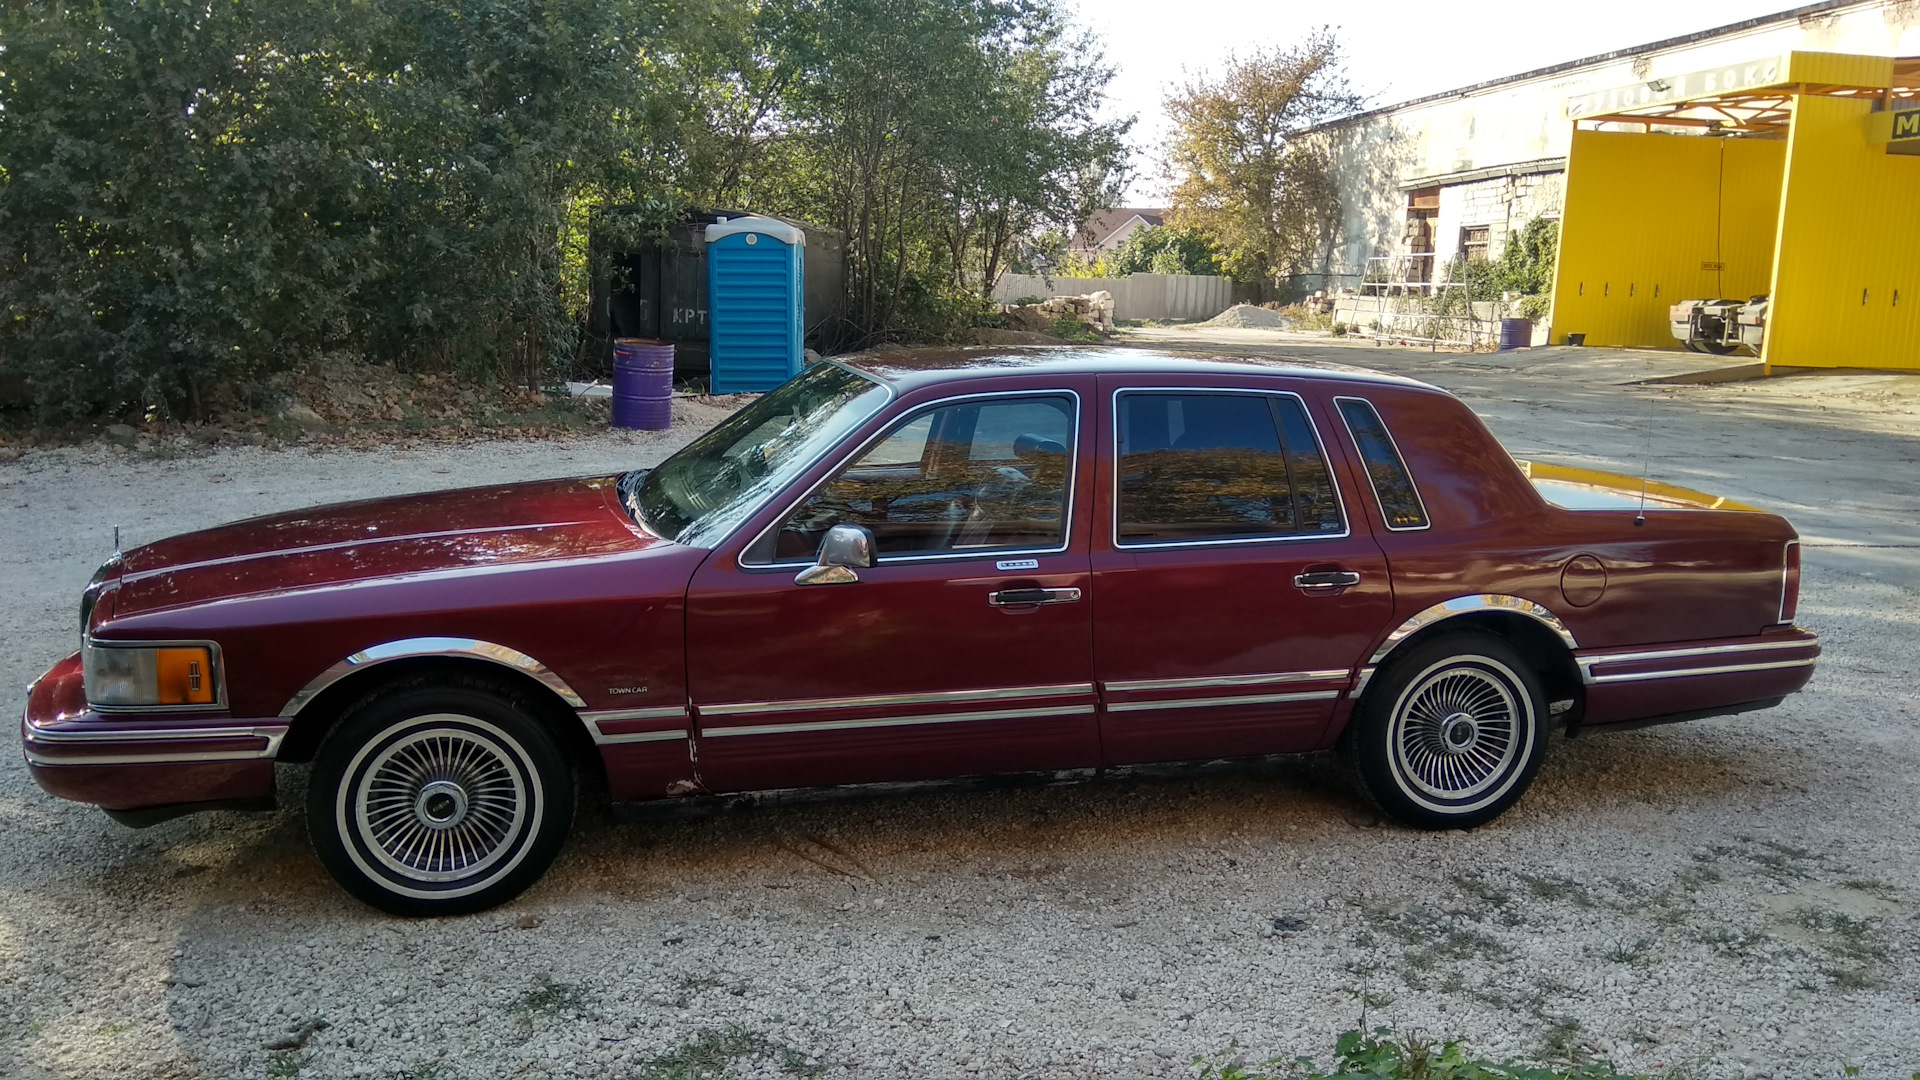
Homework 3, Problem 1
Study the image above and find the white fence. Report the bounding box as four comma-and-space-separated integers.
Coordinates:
992, 273, 1233, 322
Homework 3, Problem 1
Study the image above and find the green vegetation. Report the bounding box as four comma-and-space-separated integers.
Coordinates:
1429, 218, 1560, 321
1197, 1028, 1655, 1080
512, 975, 588, 1020
1161, 30, 1361, 297
1057, 224, 1223, 278
0, 0, 1128, 419
637, 1024, 822, 1079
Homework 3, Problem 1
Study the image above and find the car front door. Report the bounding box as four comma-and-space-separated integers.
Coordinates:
684, 381, 1099, 793
1090, 378, 1394, 765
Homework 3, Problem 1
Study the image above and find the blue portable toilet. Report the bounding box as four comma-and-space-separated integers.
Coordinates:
705, 216, 806, 393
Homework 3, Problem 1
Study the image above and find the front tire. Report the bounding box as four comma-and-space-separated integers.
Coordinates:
1345, 632, 1548, 829
308, 678, 574, 916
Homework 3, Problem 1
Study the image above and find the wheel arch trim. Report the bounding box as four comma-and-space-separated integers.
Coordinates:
278, 638, 590, 719
1352, 594, 1579, 698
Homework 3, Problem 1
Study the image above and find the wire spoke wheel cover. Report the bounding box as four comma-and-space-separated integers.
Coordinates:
344, 716, 534, 887
1389, 663, 1525, 806
309, 688, 571, 914
1348, 633, 1548, 829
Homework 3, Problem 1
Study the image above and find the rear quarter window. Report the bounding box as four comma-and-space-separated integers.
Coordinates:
1335, 396, 1430, 531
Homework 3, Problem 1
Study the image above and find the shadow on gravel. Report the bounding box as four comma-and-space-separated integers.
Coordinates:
140, 722, 1822, 1077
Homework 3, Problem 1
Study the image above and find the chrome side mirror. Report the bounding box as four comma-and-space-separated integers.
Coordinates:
795, 524, 875, 585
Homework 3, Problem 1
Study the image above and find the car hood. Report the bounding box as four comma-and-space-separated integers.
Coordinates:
108, 475, 655, 618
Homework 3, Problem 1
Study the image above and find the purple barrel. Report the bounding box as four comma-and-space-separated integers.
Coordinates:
1497, 318, 1532, 351
612, 338, 674, 430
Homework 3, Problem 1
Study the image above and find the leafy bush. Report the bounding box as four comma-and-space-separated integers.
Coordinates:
1099, 225, 1222, 277
0, 0, 1130, 418
1427, 218, 1559, 321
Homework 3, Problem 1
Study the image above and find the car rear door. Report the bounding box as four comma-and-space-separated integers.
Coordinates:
683, 378, 1100, 792
1090, 375, 1393, 765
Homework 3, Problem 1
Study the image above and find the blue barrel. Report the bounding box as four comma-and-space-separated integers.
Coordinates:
705, 217, 805, 393
1498, 317, 1532, 351
612, 338, 674, 430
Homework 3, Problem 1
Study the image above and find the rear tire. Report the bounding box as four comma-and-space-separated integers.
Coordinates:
307, 677, 574, 916
1344, 631, 1547, 829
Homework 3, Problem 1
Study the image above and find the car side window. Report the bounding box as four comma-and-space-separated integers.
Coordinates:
1335, 396, 1430, 530
757, 395, 1076, 563
1116, 392, 1344, 545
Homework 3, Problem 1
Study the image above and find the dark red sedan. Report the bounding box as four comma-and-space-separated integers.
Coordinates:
23, 350, 1818, 914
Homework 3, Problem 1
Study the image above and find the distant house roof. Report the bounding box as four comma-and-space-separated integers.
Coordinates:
1073, 207, 1167, 253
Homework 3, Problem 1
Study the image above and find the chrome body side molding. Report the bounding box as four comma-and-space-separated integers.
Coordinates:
703, 704, 1096, 739
579, 706, 689, 746
699, 683, 1095, 718
1352, 595, 1579, 699
278, 637, 590, 717
1105, 690, 1340, 713
1104, 669, 1349, 694
1576, 634, 1820, 686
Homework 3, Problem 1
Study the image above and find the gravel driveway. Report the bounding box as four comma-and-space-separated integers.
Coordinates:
2, 352, 1916, 1080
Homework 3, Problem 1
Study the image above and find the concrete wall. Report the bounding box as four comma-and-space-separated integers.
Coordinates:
992, 273, 1233, 322
1311, 0, 1920, 291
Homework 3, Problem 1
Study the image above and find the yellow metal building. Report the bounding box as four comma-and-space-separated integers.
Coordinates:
1548, 52, 1919, 370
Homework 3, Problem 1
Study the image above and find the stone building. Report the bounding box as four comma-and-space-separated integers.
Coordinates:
1302, 0, 1920, 296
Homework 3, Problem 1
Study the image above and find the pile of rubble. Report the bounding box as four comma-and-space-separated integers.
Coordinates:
1200, 304, 1294, 330
1000, 291, 1115, 336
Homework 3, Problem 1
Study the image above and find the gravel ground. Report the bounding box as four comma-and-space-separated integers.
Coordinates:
2, 355, 1917, 1080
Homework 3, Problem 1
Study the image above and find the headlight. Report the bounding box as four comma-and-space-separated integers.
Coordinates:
83, 642, 220, 708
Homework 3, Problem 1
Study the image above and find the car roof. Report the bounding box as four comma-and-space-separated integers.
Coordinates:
837, 346, 1445, 395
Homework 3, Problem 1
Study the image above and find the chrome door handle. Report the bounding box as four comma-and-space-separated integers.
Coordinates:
1294, 571, 1361, 591
988, 587, 1083, 607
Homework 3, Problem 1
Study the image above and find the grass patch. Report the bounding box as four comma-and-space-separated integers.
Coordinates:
510, 974, 589, 1033
1518, 873, 1597, 908
636, 1024, 821, 1079
1601, 937, 1652, 965
1197, 1027, 1649, 1079
266, 1050, 315, 1080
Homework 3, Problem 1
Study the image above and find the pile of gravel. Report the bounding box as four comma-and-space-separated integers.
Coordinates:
1200, 304, 1293, 330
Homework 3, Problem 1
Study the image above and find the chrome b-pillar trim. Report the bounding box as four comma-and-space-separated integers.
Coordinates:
278, 637, 590, 717
1351, 594, 1579, 699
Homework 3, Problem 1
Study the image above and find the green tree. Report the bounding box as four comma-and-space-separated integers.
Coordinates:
1161, 29, 1361, 297
0, 0, 702, 418
720, 0, 1131, 341
1099, 224, 1221, 277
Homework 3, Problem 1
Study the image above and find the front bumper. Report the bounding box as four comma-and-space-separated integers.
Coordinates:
22, 652, 283, 813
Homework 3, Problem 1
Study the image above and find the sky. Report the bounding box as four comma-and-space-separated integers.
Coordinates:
1055, 0, 1807, 201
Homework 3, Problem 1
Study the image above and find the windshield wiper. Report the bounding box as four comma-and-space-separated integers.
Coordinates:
616, 469, 650, 526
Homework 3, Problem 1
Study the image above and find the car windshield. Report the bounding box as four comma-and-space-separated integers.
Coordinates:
628, 363, 891, 547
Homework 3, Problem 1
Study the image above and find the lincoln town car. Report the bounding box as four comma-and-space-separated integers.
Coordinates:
23, 350, 1819, 914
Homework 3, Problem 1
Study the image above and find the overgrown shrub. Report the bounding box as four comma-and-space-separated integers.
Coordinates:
0, 0, 705, 419
0, 0, 1130, 419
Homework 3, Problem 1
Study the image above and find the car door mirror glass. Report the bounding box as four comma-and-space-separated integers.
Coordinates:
795, 524, 875, 585
819, 523, 875, 568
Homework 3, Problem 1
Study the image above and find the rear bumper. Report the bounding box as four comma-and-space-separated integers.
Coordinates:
1576, 627, 1819, 727
22, 652, 282, 813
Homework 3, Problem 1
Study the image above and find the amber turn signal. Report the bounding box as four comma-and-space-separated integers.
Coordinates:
155, 647, 216, 705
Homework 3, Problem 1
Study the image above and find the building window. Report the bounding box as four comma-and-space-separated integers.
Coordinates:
1461, 226, 1491, 263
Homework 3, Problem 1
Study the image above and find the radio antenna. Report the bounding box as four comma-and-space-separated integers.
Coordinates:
1634, 397, 1652, 527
